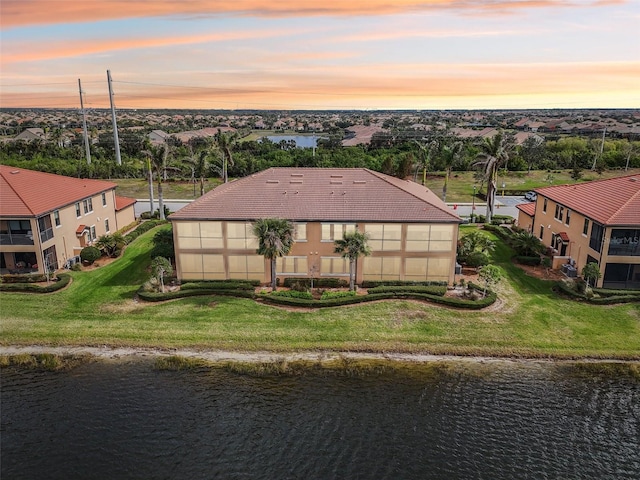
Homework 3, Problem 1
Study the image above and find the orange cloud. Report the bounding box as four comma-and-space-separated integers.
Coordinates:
1, 0, 626, 28
3, 60, 636, 109
1, 29, 300, 64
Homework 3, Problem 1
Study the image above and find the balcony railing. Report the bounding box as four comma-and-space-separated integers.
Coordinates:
39, 228, 54, 243
0, 233, 35, 246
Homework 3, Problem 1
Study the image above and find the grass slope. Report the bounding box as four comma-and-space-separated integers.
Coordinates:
1, 226, 638, 358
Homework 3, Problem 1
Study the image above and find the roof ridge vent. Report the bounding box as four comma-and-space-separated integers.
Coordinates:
266, 180, 280, 184
353, 180, 366, 184
330, 174, 343, 178
290, 173, 304, 177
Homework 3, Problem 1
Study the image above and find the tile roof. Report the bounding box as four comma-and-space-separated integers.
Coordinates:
516, 202, 536, 217
535, 174, 640, 226
170, 168, 461, 223
558, 232, 570, 242
115, 196, 136, 211
0, 165, 117, 217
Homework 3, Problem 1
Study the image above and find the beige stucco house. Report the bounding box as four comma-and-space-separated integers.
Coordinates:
0, 166, 136, 273
169, 168, 462, 286
517, 174, 640, 289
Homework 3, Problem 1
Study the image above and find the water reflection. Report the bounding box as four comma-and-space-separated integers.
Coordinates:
2, 359, 639, 480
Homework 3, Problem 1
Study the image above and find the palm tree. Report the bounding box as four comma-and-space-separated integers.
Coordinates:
334, 230, 371, 291
147, 144, 169, 220
441, 140, 463, 203
252, 218, 295, 290
472, 132, 511, 223
183, 139, 213, 196
413, 139, 439, 185
215, 129, 236, 183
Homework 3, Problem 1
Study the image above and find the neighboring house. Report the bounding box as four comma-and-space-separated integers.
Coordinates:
169, 168, 462, 285
148, 129, 170, 145
517, 174, 640, 289
0, 166, 136, 274
14, 128, 46, 141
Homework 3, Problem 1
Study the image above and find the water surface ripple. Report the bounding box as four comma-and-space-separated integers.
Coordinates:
2, 359, 639, 479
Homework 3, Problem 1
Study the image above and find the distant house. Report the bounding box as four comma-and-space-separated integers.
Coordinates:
148, 130, 170, 145
14, 128, 45, 141
169, 168, 462, 285
517, 174, 640, 289
0, 166, 136, 274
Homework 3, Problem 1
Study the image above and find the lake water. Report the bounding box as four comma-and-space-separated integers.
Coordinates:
263, 135, 323, 148
2, 358, 639, 479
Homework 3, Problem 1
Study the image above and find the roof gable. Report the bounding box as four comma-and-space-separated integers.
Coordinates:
170, 168, 460, 223
0, 166, 117, 217
535, 174, 640, 226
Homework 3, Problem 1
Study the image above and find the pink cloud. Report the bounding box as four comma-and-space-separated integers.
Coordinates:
1, 0, 626, 28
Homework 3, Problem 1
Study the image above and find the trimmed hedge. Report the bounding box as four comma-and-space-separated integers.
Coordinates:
123, 220, 167, 244
0, 273, 71, 293
283, 277, 348, 288
514, 256, 542, 266
367, 285, 447, 296
135, 280, 496, 309
137, 286, 255, 302
268, 290, 313, 299
360, 280, 448, 288
320, 290, 357, 300
181, 280, 258, 291
554, 281, 640, 304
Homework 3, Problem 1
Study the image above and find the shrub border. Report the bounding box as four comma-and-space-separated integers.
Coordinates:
0, 273, 71, 293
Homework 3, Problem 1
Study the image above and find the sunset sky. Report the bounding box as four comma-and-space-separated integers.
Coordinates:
1, 0, 639, 110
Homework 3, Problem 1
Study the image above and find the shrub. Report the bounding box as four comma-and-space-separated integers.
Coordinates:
0, 273, 71, 293
80, 246, 101, 265
320, 290, 357, 300
123, 220, 166, 244
367, 285, 447, 296
514, 256, 542, 266
466, 251, 490, 268
282, 277, 348, 288
270, 290, 313, 299
360, 280, 447, 288
71, 263, 82, 271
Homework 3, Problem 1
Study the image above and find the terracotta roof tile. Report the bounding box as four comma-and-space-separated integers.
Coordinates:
0, 165, 117, 217
169, 168, 461, 223
115, 196, 136, 211
558, 231, 570, 242
517, 202, 536, 217
535, 174, 640, 226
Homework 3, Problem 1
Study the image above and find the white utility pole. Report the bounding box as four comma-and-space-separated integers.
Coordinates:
107, 69, 122, 165
78, 79, 92, 165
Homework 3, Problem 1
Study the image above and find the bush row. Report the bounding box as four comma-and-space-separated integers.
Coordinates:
123, 220, 167, 244
0, 273, 71, 293
367, 285, 447, 296
1, 273, 49, 284
360, 280, 448, 288
181, 280, 258, 291
136, 286, 254, 302
282, 277, 348, 288
513, 256, 542, 266
268, 290, 314, 299
553, 281, 640, 305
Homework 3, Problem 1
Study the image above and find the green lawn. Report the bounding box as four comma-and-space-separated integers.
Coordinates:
1, 226, 638, 358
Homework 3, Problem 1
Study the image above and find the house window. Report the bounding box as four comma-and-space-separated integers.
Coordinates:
565, 209, 571, 225
294, 223, 307, 242
105, 219, 110, 233
320, 256, 349, 276
543, 199, 547, 213
90, 225, 97, 242
75, 202, 81, 217
365, 224, 402, 251
554, 205, 564, 221
583, 219, 590, 236
539, 225, 544, 240
83, 198, 93, 214
53, 210, 61, 227
102, 193, 107, 207
406, 224, 454, 252
277, 256, 309, 275
227, 222, 258, 250
362, 257, 401, 281
321, 223, 356, 242
589, 222, 604, 252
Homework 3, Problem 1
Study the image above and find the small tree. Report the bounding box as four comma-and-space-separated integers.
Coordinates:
334, 231, 371, 291
252, 218, 295, 290
581, 262, 601, 288
478, 264, 501, 298
150, 226, 174, 260
80, 246, 101, 265
151, 256, 173, 293
95, 233, 125, 258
